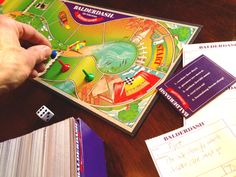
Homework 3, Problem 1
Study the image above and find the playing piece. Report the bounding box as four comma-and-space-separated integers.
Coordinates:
50, 50, 58, 59
82, 69, 94, 82
36, 105, 54, 121
58, 59, 70, 72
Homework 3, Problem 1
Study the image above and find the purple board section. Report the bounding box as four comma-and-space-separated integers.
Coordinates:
64, 2, 131, 25
76, 118, 107, 177
157, 55, 236, 118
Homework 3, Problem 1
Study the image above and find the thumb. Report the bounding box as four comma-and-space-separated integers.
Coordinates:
26, 45, 52, 65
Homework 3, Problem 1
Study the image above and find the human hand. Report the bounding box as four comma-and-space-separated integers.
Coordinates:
0, 15, 51, 94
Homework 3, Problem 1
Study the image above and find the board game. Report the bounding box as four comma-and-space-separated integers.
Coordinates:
2, 0, 201, 135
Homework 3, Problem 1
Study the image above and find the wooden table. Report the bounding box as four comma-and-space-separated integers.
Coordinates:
0, 1, 235, 177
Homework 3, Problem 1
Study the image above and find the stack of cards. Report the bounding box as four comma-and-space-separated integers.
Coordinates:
0, 118, 107, 177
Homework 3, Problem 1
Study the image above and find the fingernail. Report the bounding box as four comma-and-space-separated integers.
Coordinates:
43, 45, 51, 53
40, 46, 52, 57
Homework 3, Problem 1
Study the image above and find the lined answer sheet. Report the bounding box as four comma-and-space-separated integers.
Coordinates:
145, 120, 236, 177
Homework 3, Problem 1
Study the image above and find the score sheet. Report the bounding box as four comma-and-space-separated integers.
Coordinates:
146, 120, 236, 177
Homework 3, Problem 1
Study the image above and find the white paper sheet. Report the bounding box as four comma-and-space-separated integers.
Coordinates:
146, 120, 236, 177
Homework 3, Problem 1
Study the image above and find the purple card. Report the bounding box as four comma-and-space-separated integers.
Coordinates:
157, 55, 236, 118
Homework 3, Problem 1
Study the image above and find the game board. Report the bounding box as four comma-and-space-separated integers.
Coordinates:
2, 0, 201, 135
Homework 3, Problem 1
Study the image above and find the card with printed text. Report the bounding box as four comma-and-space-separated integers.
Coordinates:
157, 55, 236, 118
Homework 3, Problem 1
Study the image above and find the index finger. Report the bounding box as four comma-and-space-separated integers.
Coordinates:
16, 21, 51, 47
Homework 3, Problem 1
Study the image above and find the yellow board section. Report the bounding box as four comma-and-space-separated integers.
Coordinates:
68, 56, 103, 89
125, 76, 149, 96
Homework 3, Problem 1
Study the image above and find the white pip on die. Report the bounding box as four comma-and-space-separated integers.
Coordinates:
36, 105, 54, 122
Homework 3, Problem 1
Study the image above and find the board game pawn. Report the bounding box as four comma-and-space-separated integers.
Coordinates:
58, 59, 70, 72
50, 50, 58, 59
82, 69, 94, 82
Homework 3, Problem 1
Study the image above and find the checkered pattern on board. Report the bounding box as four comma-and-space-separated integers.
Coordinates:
125, 77, 134, 85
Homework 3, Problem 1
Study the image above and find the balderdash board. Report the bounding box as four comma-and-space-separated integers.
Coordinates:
2, 0, 201, 135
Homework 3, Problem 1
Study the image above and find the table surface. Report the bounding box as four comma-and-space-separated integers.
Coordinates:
0, 1, 235, 177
